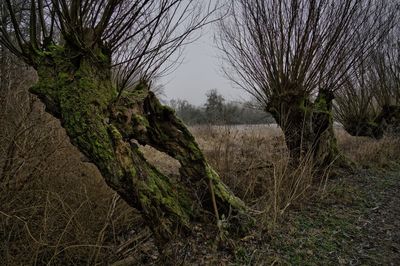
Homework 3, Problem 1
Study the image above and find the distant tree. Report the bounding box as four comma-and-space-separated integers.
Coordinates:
170, 94, 274, 125
218, 0, 396, 168
0, 0, 247, 243
205, 89, 225, 124
334, 55, 383, 138
222, 101, 240, 124
170, 99, 206, 124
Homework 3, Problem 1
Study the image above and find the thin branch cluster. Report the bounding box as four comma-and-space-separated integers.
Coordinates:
0, 0, 218, 92
217, 0, 397, 106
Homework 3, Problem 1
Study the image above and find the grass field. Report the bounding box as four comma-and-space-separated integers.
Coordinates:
1, 120, 399, 265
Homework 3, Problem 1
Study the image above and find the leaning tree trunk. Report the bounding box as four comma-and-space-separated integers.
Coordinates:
268, 90, 344, 169
28, 44, 247, 243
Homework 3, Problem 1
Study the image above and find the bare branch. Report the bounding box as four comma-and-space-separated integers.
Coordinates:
217, 0, 397, 105
0, 0, 221, 89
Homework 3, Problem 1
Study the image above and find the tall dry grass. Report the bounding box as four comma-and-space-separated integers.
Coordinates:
0, 84, 149, 265
337, 129, 400, 169
190, 125, 332, 227
0, 123, 147, 265
0, 121, 149, 265
1, 112, 400, 264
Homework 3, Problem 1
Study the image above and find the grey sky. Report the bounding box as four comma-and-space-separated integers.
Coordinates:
161, 25, 250, 106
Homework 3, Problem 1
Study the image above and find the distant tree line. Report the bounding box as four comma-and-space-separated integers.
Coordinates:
169, 89, 274, 125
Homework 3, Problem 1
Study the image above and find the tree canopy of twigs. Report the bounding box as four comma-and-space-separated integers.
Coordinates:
0, 0, 219, 92
335, 13, 400, 137
217, 0, 396, 108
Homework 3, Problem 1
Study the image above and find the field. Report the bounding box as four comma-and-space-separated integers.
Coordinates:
1, 114, 400, 265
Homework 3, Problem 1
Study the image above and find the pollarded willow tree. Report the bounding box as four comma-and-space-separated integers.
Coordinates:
335, 19, 400, 138
334, 59, 382, 138
0, 0, 248, 243
218, 0, 395, 168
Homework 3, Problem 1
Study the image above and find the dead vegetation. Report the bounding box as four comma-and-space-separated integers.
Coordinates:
2, 108, 399, 264
1, 1, 399, 264
0, 59, 399, 264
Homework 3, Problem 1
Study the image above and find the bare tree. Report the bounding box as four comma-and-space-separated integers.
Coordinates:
0, 0, 248, 243
335, 17, 400, 138
334, 54, 383, 138
218, 0, 396, 168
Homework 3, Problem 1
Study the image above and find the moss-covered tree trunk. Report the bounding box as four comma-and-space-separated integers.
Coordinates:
311, 90, 344, 168
375, 105, 400, 135
28, 44, 247, 243
268, 90, 343, 169
342, 119, 384, 139
342, 105, 400, 139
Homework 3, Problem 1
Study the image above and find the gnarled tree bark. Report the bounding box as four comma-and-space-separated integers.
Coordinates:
29, 44, 248, 243
268, 90, 345, 169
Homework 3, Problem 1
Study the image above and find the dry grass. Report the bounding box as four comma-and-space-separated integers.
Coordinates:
191, 125, 330, 227
0, 120, 145, 265
0, 95, 148, 265
337, 129, 400, 169
141, 124, 333, 226
1, 112, 400, 264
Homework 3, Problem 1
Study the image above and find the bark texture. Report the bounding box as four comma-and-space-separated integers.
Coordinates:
268, 90, 343, 169
28, 44, 247, 243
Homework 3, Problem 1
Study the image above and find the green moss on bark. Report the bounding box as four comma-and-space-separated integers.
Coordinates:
28, 46, 203, 242
269, 90, 347, 169
28, 44, 250, 244
110, 82, 251, 232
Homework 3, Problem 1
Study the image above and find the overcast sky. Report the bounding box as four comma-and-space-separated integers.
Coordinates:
161, 25, 250, 106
